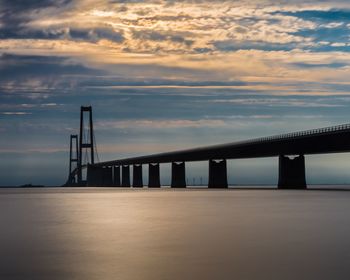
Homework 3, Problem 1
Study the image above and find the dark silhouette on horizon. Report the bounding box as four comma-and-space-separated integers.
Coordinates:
66, 106, 350, 189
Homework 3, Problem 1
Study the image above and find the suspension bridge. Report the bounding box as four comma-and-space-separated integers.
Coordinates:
66, 106, 350, 189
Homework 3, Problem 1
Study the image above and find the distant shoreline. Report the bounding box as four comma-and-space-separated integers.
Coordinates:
1, 184, 350, 191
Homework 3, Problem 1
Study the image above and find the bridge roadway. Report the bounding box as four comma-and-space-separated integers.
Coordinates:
94, 123, 350, 166
82, 123, 350, 189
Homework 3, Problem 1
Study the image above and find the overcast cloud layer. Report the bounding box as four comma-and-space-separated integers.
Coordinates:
1, 0, 350, 185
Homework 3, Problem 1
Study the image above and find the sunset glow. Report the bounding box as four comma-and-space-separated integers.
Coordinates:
2, 0, 350, 185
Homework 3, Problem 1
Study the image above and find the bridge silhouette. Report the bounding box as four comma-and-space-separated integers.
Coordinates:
66, 106, 350, 189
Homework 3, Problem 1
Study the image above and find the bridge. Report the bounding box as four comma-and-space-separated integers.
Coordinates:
66, 106, 350, 189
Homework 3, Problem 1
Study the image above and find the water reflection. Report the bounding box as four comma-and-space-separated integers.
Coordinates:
0, 188, 350, 280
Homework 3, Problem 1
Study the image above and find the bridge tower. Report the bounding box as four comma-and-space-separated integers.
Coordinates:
78, 106, 95, 185
67, 134, 78, 184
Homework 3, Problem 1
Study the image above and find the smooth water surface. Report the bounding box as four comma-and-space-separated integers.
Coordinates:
0, 188, 350, 280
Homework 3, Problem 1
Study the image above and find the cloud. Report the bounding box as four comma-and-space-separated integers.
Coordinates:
0, 53, 103, 77
0, 53, 105, 97
290, 62, 348, 68
1, 0, 72, 11
0, 112, 32, 115
2, 1, 350, 59
0, 0, 339, 54
96, 119, 226, 129
211, 97, 346, 108
83, 77, 246, 88
0, 0, 73, 39
68, 27, 124, 43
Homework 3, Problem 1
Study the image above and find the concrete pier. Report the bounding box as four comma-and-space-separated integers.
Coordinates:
133, 164, 143, 188
86, 164, 100, 186
113, 165, 121, 187
87, 165, 113, 186
122, 165, 131, 187
148, 163, 160, 188
102, 166, 113, 186
278, 155, 307, 189
171, 162, 186, 188
208, 159, 228, 188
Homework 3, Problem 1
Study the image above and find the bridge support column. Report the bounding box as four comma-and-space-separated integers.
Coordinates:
148, 163, 160, 188
87, 164, 100, 186
208, 159, 228, 188
113, 165, 121, 187
171, 162, 186, 188
133, 164, 143, 188
87, 165, 112, 186
278, 155, 307, 189
102, 166, 113, 186
122, 165, 131, 187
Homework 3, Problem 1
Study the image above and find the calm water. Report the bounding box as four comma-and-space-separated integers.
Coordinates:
0, 188, 350, 280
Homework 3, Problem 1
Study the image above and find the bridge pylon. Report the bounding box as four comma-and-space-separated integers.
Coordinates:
67, 134, 78, 185
78, 106, 95, 185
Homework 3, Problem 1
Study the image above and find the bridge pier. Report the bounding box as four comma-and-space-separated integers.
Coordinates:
122, 165, 131, 187
208, 159, 228, 188
171, 162, 186, 188
278, 155, 307, 189
102, 166, 113, 186
113, 165, 121, 187
87, 165, 113, 186
148, 163, 160, 188
87, 164, 100, 186
133, 164, 143, 187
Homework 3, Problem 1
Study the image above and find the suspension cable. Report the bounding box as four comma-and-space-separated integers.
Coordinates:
93, 130, 100, 163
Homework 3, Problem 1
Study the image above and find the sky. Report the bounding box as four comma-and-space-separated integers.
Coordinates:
2, 0, 350, 186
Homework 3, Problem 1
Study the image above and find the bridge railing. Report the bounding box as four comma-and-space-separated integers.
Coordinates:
238, 123, 350, 146
76, 122, 350, 170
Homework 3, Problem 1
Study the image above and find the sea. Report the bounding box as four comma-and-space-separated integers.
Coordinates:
0, 187, 350, 280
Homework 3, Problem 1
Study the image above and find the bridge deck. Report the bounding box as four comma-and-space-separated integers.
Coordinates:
92, 123, 350, 166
